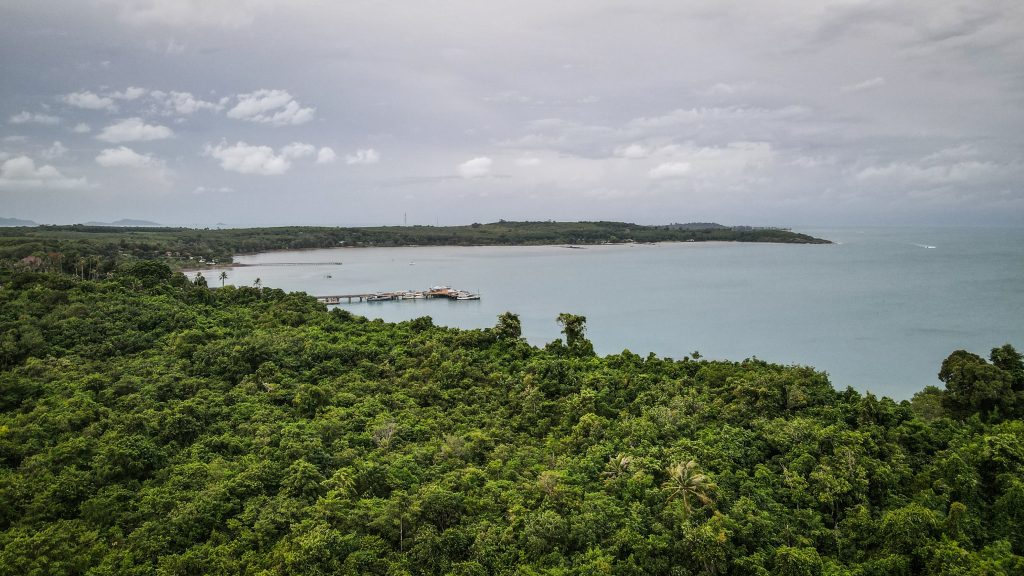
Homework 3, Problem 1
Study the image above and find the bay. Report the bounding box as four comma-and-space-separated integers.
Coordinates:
219, 227, 1024, 400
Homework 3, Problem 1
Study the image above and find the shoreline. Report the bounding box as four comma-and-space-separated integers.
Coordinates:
214, 237, 831, 264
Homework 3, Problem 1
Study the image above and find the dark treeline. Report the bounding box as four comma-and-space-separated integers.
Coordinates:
0, 221, 829, 273
1, 262, 1022, 575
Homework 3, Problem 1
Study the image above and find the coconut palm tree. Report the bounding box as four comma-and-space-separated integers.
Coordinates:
253, 277, 261, 289
663, 460, 716, 514
602, 453, 634, 479
219, 271, 228, 287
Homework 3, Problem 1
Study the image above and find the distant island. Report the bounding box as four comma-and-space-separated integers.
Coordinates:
0, 217, 38, 227
0, 220, 829, 274
82, 218, 162, 227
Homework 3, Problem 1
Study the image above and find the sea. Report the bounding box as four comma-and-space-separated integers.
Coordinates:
218, 227, 1024, 400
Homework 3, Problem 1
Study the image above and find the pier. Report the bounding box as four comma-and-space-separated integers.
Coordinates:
316, 286, 479, 304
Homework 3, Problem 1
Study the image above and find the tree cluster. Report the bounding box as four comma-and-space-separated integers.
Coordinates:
0, 264, 1021, 575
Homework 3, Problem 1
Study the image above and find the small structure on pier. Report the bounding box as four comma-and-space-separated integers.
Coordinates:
316, 286, 479, 305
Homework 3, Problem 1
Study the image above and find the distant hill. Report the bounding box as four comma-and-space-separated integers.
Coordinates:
664, 222, 729, 230
82, 218, 161, 227
0, 217, 38, 227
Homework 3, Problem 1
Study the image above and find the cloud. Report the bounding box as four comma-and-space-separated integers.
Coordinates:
62, 91, 116, 111
345, 148, 379, 165
615, 143, 650, 159
10, 111, 60, 125
855, 160, 1002, 185
281, 142, 316, 159
701, 82, 755, 96
97, 118, 174, 142
150, 90, 222, 115
841, 77, 886, 93
40, 141, 68, 160
192, 185, 234, 194
95, 146, 162, 168
0, 156, 86, 189
72, 123, 91, 133
95, 146, 173, 188
458, 157, 493, 179
316, 147, 337, 164
627, 105, 810, 131
205, 141, 319, 175
648, 162, 692, 180
515, 157, 541, 166
109, 86, 148, 100
99, 0, 276, 28
227, 89, 315, 125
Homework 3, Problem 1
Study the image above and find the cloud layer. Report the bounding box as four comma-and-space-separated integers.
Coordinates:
0, 0, 1020, 226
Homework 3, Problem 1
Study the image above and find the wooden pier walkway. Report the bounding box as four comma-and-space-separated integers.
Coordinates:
254, 262, 343, 267
316, 286, 479, 304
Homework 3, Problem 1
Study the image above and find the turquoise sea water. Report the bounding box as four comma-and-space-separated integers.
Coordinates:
222, 227, 1024, 400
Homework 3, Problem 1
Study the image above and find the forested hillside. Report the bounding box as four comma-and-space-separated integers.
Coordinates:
0, 221, 829, 273
1, 263, 1022, 575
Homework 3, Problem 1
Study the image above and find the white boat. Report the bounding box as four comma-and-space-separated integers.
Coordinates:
402, 291, 425, 299
455, 291, 480, 301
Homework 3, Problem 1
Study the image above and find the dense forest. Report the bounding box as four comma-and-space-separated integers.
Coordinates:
0, 221, 828, 273
1, 262, 1022, 575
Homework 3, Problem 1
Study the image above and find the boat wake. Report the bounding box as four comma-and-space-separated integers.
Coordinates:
912, 243, 937, 249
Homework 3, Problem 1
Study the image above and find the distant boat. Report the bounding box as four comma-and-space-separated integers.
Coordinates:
455, 291, 480, 301
367, 293, 393, 302
913, 243, 937, 249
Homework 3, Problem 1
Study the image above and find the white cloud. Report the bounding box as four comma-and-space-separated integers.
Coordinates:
855, 160, 1001, 184
648, 162, 692, 180
0, 156, 86, 189
40, 141, 68, 160
109, 86, 148, 100
790, 155, 837, 168
615, 143, 650, 159
515, 157, 541, 166
150, 90, 222, 115
95, 146, 161, 168
227, 89, 315, 126
205, 141, 319, 175
627, 106, 809, 131
72, 123, 92, 133
193, 185, 234, 194
841, 77, 886, 93
10, 111, 60, 125
316, 147, 337, 164
99, 0, 275, 28
96, 146, 173, 188
97, 118, 174, 142
701, 82, 755, 96
458, 156, 493, 179
62, 91, 116, 111
281, 142, 316, 159
345, 148, 379, 165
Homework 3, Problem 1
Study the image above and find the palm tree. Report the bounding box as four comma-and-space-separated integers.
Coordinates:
602, 453, 634, 479
663, 460, 716, 514
253, 277, 261, 289
219, 271, 228, 287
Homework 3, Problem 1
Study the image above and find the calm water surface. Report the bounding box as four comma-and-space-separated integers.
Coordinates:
221, 228, 1024, 399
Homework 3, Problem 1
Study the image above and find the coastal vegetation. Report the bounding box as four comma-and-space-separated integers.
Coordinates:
0, 221, 829, 273
1, 262, 1022, 575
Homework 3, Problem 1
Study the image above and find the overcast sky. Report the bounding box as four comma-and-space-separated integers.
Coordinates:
1, 0, 1022, 227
